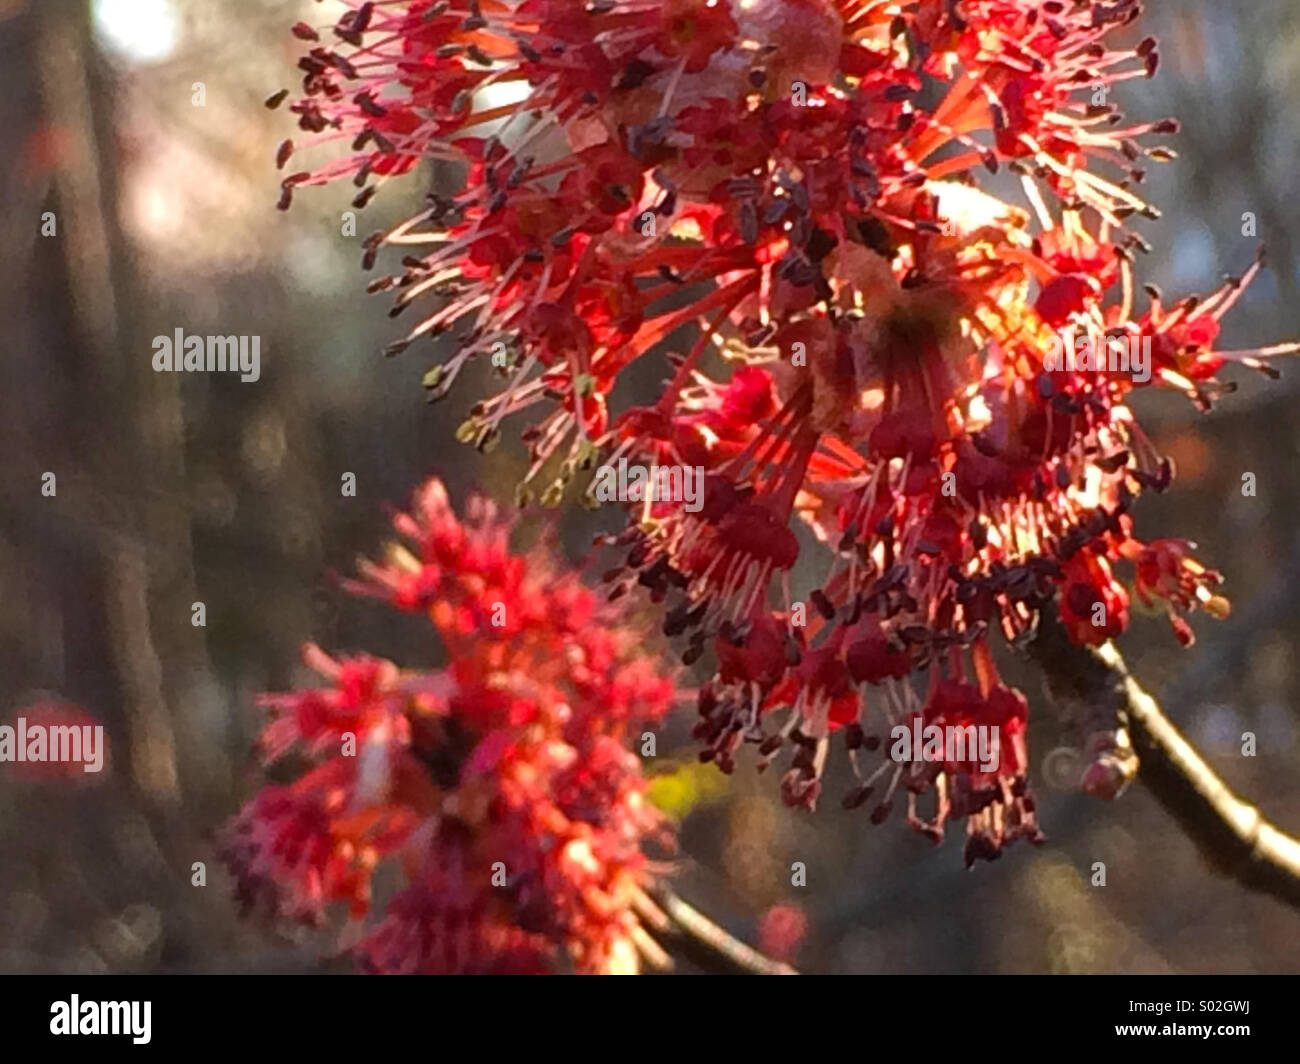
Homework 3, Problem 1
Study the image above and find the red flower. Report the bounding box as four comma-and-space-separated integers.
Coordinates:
1128, 538, 1228, 647
269, 2, 1298, 860
1059, 554, 1130, 647
222, 481, 676, 973
656, 0, 739, 74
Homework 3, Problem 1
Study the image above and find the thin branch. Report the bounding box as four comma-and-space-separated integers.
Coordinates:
1029, 613, 1300, 909
644, 886, 798, 975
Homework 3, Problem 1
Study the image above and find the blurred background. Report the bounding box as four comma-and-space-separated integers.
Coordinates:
1, 0, 1298, 974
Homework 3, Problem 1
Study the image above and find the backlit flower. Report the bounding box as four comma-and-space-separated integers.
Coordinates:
272, 2, 1298, 859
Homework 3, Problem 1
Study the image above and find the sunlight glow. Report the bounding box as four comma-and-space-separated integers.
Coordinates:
92, 0, 179, 65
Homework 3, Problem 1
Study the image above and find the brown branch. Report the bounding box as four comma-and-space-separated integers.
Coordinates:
1029, 613, 1300, 909
642, 886, 798, 975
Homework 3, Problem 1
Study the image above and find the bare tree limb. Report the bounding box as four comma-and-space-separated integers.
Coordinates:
645, 886, 797, 975
1029, 613, 1300, 910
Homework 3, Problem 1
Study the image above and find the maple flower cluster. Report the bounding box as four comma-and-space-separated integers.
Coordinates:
220, 480, 676, 973
271, 0, 1298, 865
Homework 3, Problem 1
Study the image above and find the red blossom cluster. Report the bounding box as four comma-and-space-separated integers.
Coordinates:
221, 480, 676, 973
269, 1, 1297, 863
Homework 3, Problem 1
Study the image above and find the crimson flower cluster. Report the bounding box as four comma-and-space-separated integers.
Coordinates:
271, 0, 1297, 864
221, 480, 676, 973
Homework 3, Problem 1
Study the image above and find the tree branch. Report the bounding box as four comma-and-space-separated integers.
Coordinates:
643, 886, 798, 975
1029, 613, 1300, 909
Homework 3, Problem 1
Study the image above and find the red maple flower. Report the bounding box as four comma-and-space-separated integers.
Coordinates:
221, 480, 676, 973
270, 2, 1298, 859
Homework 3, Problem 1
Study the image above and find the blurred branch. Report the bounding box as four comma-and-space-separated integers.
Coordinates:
32, 0, 184, 814
644, 886, 797, 975
1030, 613, 1300, 910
